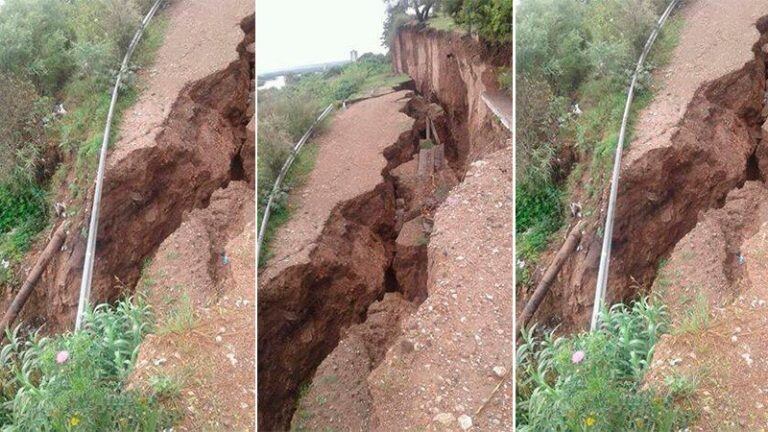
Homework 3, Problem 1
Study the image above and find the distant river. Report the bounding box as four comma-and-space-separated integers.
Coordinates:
258, 75, 286, 90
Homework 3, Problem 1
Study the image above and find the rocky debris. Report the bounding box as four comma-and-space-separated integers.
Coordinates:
458, 414, 473, 430
434, 412, 456, 426
391, 156, 459, 228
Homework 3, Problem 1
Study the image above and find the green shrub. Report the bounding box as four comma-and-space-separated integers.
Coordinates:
516, 298, 692, 430
515, 0, 681, 284
0, 0, 76, 95
0, 74, 51, 185
0, 297, 175, 430
0, 0, 167, 286
0, 182, 47, 261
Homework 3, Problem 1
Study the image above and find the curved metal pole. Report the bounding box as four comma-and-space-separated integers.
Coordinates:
256, 104, 334, 264
75, 0, 164, 330
591, 0, 680, 331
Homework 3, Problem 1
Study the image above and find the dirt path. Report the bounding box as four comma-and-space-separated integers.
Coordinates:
625, 0, 766, 166
260, 90, 413, 280
109, 0, 253, 165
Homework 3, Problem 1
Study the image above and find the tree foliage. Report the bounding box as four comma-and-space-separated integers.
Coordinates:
446, 0, 513, 41
516, 0, 679, 282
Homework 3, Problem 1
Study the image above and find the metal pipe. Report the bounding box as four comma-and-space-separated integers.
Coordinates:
75, 0, 164, 330
591, 0, 679, 331
256, 104, 334, 264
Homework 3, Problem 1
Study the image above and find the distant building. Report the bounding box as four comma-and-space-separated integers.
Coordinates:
350, 50, 359, 62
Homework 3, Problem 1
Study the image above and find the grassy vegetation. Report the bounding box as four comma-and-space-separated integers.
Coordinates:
257, 54, 408, 265
516, 298, 695, 430
426, 11, 459, 32
0, 297, 177, 430
515, 0, 682, 284
0, 0, 166, 288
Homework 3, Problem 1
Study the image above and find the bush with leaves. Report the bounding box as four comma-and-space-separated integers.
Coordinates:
451, 0, 512, 41
0, 0, 166, 284
516, 298, 692, 430
0, 74, 51, 186
0, 297, 175, 430
515, 0, 681, 283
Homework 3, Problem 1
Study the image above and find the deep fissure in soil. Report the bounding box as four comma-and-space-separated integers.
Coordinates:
257, 91, 471, 431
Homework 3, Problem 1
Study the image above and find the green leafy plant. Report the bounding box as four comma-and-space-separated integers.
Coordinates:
0, 297, 176, 430
516, 298, 694, 430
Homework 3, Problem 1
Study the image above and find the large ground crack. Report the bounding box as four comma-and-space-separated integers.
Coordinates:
15, 15, 255, 332
535, 15, 768, 330
258, 91, 470, 431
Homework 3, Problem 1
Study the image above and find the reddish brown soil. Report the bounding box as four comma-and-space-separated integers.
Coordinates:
527, 5, 768, 332
290, 292, 416, 432
130, 181, 255, 430
369, 148, 513, 431
646, 182, 768, 430
258, 91, 415, 431
11, 3, 254, 331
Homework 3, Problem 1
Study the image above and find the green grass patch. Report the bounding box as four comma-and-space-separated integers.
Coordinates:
157, 292, 197, 335
427, 12, 461, 32
673, 292, 710, 335
257, 142, 320, 266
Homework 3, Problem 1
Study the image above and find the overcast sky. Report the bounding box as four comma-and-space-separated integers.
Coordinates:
256, 0, 388, 74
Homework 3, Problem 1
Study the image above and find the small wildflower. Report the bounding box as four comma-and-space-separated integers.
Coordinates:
69, 415, 80, 426
56, 351, 70, 364
571, 350, 585, 364
584, 415, 596, 427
